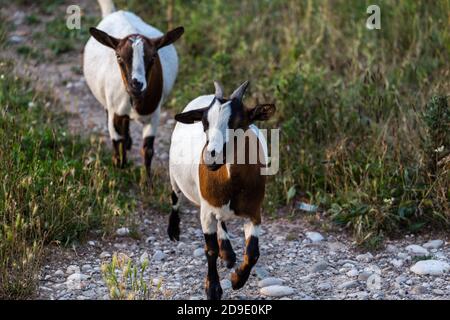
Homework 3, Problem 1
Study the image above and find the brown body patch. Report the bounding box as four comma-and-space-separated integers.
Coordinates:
199, 132, 266, 222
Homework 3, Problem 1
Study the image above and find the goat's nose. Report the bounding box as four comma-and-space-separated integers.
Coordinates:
210, 150, 216, 158
131, 79, 143, 91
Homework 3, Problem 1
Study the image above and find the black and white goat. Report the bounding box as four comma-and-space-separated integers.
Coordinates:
83, 0, 184, 181
168, 81, 276, 300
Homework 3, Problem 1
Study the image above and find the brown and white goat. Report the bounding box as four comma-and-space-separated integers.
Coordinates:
83, 0, 184, 182
168, 81, 275, 300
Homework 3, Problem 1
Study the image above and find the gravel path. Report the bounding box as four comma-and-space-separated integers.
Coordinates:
2, 2, 449, 300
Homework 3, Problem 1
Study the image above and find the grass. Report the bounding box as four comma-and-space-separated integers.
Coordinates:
101, 253, 167, 300
0, 58, 140, 298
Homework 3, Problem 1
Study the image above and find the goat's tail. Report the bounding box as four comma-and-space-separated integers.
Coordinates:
98, 0, 116, 18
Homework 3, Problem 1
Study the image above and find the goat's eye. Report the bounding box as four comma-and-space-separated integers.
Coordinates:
116, 54, 122, 62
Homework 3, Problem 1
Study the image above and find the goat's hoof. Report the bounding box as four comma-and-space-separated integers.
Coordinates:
231, 270, 249, 290
167, 224, 180, 242
205, 281, 222, 300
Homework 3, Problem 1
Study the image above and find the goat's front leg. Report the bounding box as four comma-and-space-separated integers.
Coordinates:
141, 107, 160, 186
109, 112, 131, 168
201, 208, 222, 300
217, 221, 236, 269
231, 220, 261, 290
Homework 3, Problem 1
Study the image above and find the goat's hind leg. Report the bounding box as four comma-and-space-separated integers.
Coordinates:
167, 189, 182, 241
217, 221, 236, 269
141, 107, 160, 186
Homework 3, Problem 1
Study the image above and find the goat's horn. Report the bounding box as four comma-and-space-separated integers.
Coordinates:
213, 81, 224, 99
230, 80, 249, 101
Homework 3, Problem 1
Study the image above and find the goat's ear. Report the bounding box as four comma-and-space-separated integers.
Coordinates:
89, 27, 119, 49
155, 26, 184, 49
174, 107, 206, 124
248, 103, 276, 122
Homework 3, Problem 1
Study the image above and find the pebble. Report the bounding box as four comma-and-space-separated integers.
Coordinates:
395, 275, 407, 283
358, 271, 372, 282
152, 250, 166, 261
260, 285, 294, 297
412, 285, 428, 295
397, 252, 409, 260
220, 279, 232, 290
140, 252, 149, 264
66, 265, 80, 275
338, 280, 359, 290
116, 227, 130, 236
254, 266, 270, 279
356, 253, 373, 263
305, 232, 324, 243
410, 260, 450, 276
310, 261, 328, 273
81, 264, 92, 273
99, 251, 111, 259
405, 245, 429, 257
432, 289, 445, 295
193, 248, 204, 257
346, 269, 359, 277
9, 35, 25, 44
423, 240, 444, 250
54, 270, 65, 277
390, 259, 404, 268
386, 244, 398, 253
258, 277, 283, 288
316, 282, 332, 291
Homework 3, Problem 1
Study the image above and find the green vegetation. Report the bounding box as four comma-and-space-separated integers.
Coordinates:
0, 59, 137, 298
2, 0, 449, 299
101, 253, 165, 300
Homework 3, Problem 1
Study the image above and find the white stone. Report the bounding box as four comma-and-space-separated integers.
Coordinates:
346, 269, 359, 277
390, 259, 404, 268
116, 227, 130, 236
140, 252, 149, 264
423, 240, 444, 250
410, 260, 450, 276
81, 264, 92, 272
220, 279, 232, 290
193, 248, 204, 257
405, 245, 429, 257
258, 277, 284, 288
152, 250, 166, 261
66, 265, 80, 275
356, 253, 373, 263
99, 251, 111, 259
54, 269, 65, 277
305, 232, 324, 243
260, 285, 294, 297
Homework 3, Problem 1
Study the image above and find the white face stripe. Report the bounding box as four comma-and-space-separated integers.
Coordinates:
206, 100, 231, 154
131, 37, 147, 91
